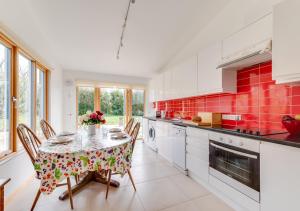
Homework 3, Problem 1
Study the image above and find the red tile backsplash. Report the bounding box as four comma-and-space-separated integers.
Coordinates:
155, 61, 300, 132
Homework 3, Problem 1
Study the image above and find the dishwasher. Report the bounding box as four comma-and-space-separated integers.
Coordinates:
172, 125, 187, 175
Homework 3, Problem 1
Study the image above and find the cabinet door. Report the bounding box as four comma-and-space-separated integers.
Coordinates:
273, 0, 300, 84
186, 127, 209, 182
154, 73, 164, 101
198, 42, 223, 95
172, 56, 198, 99
156, 122, 172, 162
163, 70, 172, 100
260, 142, 300, 211
222, 14, 272, 61
148, 79, 156, 102
198, 42, 236, 95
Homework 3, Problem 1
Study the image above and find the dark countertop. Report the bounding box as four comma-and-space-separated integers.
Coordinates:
144, 116, 300, 148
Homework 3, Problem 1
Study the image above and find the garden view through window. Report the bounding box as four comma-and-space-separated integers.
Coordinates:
77, 86, 95, 117
100, 88, 126, 126
77, 86, 144, 134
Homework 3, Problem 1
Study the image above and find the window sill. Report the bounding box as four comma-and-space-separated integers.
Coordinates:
0, 149, 25, 165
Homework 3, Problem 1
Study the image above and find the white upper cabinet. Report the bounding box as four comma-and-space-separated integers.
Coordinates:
148, 73, 164, 102
198, 42, 236, 95
171, 56, 198, 99
156, 73, 164, 101
273, 0, 300, 84
148, 79, 156, 103
222, 13, 272, 64
163, 69, 172, 100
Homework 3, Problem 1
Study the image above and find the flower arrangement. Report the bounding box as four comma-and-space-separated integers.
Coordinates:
79, 111, 106, 125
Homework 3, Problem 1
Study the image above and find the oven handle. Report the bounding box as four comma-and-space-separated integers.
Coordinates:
210, 142, 258, 159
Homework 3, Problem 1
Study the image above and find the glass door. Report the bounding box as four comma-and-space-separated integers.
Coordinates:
132, 89, 144, 138
36, 67, 46, 136
100, 88, 126, 127
17, 54, 33, 148
77, 86, 95, 126
0, 43, 11, 156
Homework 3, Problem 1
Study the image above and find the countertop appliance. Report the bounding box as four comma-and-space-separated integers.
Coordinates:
147, 120, 157, 152
172, 125, 187, 175
209, 133, 260, 202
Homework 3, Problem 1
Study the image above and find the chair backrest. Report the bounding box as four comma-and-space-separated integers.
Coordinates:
129, 122, 140, 151
124, 118, 134, 134
40, 119, 56, 139
17, 124, 41, 165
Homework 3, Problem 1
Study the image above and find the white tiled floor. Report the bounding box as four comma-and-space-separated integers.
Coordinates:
6, 141, 234, 211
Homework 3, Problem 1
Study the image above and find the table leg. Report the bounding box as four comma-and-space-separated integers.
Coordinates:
59, 171, 120, 200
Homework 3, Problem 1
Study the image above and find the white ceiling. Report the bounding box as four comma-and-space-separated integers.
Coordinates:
0, 0, 230, 78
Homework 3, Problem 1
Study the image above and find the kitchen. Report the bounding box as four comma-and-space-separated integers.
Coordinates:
1, 0, 300, 211
144, 0, 300, 210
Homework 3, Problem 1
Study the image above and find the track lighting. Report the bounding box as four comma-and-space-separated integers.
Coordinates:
116, 0, 135, 60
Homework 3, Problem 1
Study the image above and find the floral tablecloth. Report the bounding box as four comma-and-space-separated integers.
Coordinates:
34, 129, 133, 194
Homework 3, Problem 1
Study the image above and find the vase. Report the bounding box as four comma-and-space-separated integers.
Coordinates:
87, 124, 96, 136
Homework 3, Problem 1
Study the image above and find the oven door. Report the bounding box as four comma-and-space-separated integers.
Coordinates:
209, 140, 260, 201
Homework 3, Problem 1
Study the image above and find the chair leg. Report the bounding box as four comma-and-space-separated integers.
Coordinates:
67, 177, 74, 210
75, 175, 79, 184
106, 170, 112, 199
31, 189, 41, 211
127, 169, 136, 191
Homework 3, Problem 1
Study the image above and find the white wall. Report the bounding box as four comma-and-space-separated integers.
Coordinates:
49, 67, 64, 132
62, 70, 149, 132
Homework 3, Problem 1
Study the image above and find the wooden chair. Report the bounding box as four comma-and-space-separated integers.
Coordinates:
106, 122, 140, 199
17, 124, 74, 210
40, 119, 56, 139
124, 118, 134, 134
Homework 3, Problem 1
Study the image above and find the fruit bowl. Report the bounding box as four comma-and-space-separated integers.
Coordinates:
282, 115, 300, 136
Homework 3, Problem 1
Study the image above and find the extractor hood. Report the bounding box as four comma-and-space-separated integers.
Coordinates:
217, 40, 272, 70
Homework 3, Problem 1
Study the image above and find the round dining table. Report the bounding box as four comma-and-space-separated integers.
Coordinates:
34, 127, 132, 200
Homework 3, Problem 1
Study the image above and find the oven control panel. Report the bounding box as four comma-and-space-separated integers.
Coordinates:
208, 132, 260, 153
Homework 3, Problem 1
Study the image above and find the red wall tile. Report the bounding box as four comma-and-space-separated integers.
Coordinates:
156, 61, 300, 132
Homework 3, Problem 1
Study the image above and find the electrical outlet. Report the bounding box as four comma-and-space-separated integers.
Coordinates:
222, 114, 242, 121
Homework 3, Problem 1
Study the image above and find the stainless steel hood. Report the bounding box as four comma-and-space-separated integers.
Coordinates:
218, 40, 272, 70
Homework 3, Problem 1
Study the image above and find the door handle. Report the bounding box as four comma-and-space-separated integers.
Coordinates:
12, 96, 18, 108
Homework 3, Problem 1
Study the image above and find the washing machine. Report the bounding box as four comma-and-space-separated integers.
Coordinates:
146, 120, 157, 152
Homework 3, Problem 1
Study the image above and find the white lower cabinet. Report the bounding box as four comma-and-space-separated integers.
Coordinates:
156, 121, 172, 162
260, 142, 300, 211
186, 127, 209, 182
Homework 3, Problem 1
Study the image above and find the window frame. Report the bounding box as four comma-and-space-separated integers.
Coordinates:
0, 32, 50, 160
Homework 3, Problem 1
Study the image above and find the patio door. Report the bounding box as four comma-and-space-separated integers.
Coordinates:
0, 42, 11, 156
100, 88, 126, 127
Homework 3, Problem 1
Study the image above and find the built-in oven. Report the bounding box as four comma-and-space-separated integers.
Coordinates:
209, 138, 260, 202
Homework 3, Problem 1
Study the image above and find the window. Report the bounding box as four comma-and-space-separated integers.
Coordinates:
77, 86, 95, 124
132, 89, 144, 138
100, 88, 126, 127
36, 67, 46, 136
76, 85, 145, 132
0, 32, 50, 159
0, 43, 11, 156
17, 54, 33, 148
